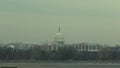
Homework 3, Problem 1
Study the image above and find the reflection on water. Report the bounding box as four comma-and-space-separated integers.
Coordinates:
0, 63, 120, 68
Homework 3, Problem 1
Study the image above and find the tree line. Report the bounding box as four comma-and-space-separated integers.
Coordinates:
0, 44, 120, 61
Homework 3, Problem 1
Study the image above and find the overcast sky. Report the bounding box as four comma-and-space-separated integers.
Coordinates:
0, 0, 120, 45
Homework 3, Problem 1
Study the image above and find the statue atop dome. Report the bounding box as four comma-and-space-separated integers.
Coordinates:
58, 26, 60, 32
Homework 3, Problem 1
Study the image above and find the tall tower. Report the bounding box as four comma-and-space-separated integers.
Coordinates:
54, 26, 64, 45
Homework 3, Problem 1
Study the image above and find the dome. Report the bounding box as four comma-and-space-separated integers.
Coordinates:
53, 27, 65, 45
54, 27, 64, 45
54, 32, 64, 42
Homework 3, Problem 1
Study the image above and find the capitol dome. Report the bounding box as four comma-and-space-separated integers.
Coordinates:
54, 27, 64, 45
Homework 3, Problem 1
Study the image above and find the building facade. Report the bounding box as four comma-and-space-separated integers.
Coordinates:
33, 27, 101, 52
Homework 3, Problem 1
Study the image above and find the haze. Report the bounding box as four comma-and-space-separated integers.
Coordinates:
0, 0, 120, 45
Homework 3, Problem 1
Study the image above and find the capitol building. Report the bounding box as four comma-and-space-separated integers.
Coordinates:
1, 27, 102, 52
33, 27, 101, 52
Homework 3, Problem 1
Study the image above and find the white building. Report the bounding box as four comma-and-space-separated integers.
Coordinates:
74, 43, 101, 52
36, 27, 101, 52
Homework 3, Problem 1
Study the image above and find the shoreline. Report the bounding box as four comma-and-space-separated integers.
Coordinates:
0, 60, 120, 63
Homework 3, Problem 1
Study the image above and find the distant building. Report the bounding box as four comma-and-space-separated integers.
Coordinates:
74, 43, 101, 52
1, 27, 101, 52
35, 27, 101, 52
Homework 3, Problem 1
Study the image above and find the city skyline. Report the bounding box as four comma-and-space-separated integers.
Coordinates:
0, 0, 120, 45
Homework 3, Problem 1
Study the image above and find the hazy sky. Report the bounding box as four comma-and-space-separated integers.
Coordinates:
0, 0, 120, 45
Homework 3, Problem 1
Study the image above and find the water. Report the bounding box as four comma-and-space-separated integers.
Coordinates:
0, 63, 120, 68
